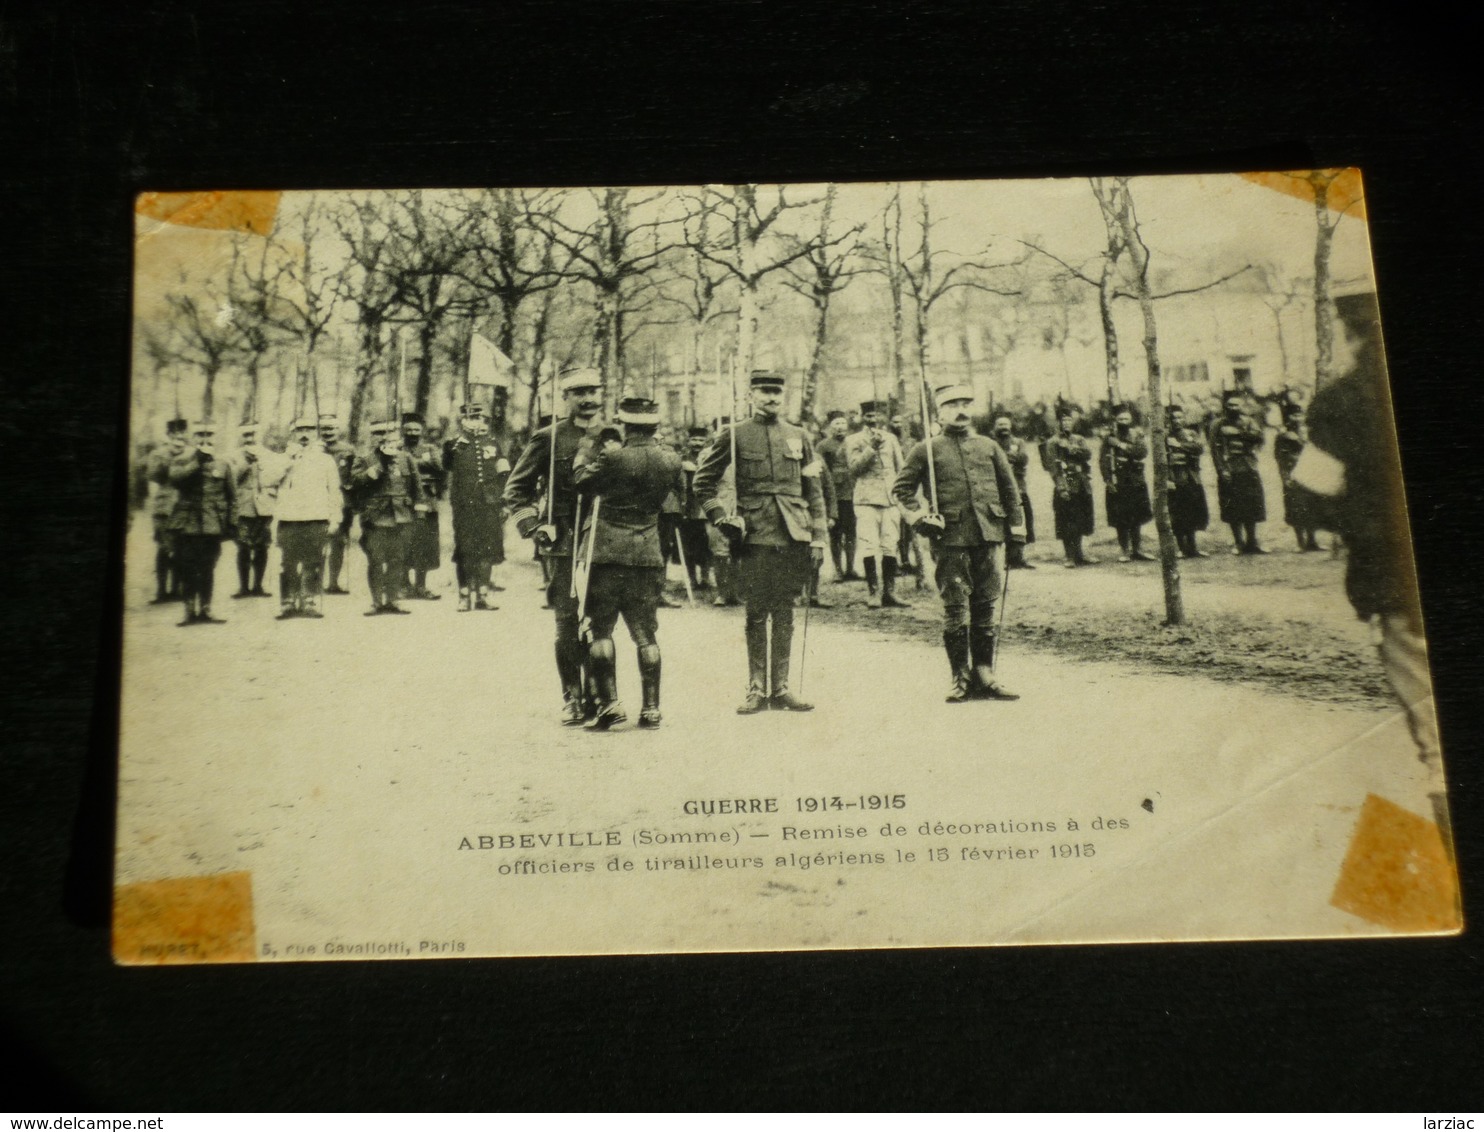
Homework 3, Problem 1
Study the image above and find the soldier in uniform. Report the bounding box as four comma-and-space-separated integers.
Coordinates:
572, 397, 685, 730
1209, 390, 1268, 554
505, 367, 607, 725
145, 418, 189, 603
1274, 403, 1322, 552
1100, 405, 1155, 562
692, 370, 828, 714
816, 411, 857, 581
845, 400, 910, 608
167, 421, 237, 626
319, 413, 357, 594
400, 412, 446, 599
679, 425, 714, 592
894, 384, 1025, 703
273, 417, 343, 619
703, 416, 742, 608
1043, 408, 1098, 567
990, 413, 1036, 569
352, 419, 424, 615
1165, 404, 1211, 558
444, 403, 509, 611
230, 423, 284, 599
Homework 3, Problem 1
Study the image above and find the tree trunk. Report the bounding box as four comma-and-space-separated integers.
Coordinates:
800, 297, 829, 421
1098, 256, 1121, 407
1110, 180, 1183, 626
415, 320, 438, 417
1312, 177, 1335, 389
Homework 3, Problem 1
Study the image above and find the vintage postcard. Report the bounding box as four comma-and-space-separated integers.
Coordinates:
116, 172, 1458, 963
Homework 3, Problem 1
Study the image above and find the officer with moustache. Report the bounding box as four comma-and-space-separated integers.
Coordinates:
352, 419, 425, 615
146, 418, 189, 603
1165, 404, 1211, 558
692, 370, 828, 714
273, 416, 343, 619
504, 367, 607, 725
230, 422, 285, 599
445, 403, 510, 611
573, 396, 685, 730
845, 400, 909, 608
167, 421, 237, 626
894, 384, 1025, 703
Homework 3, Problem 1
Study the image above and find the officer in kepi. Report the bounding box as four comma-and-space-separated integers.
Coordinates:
894, 383, 1025, 703
572, 396, 685, 730
167, 420, 238, 627
692, 369, 828, 714
444, 402, 509, 611
352, 418, 425, 615
504, 366, 607, 725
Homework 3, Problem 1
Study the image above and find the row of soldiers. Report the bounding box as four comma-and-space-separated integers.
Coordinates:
142, 403, 518, 625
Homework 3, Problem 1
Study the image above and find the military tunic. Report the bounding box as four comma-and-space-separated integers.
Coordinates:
1043, 433, 1096, 538
1165, 427, 1210, 534
997, 433, 1036, 544
894, 429, 1024, 632
352, 448, 425, 606
1099, 427, 1154, 529
405, 441, 446, 571
168, 448, 238, 614
1209, 413, 1268, 524
574, 435, 684, 645
1274, 424, 1317, 529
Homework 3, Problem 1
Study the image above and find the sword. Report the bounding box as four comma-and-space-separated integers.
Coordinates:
672, 523, 695, 605
994, 546, 1012, 674
569, 492, 584, 600
797, 569, 812, 699
576, 496, 601, 639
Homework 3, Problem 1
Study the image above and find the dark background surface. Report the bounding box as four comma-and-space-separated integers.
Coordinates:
3, 0, 1481, 1111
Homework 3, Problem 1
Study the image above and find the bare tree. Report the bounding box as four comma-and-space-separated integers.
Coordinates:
1254, 262, 1309, 387
1090, 177, 1184, 625
331, 194, 405, 436
534, 187, 679, 409
461, 188, 570, 363
681, 183, 848, 384
895, 183, 1021, 419
161, 277, 239, 421
779, 183, 867, 419
1276, 170, 1359, 388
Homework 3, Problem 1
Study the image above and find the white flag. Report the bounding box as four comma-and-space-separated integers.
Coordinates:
467, 332, 514, 389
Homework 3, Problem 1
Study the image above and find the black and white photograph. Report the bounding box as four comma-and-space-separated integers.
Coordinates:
114, 172, 1458, 963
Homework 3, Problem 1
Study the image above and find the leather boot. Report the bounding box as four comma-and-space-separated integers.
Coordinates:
943, 627, 973, 703
880, 557, 910, 607
768, 612, 812, 711
864, 557, 880, 606
970, 626, 1018, 700
556, 639, 586, 725
584, 639, 627, 730
737, 616, 769, 713
637, 644, 662, 728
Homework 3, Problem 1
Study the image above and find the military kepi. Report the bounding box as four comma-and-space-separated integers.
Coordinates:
933, 382, 975, 408
616, 396, 661, 426
558, 365, 603, 393
749, 369, 785, 390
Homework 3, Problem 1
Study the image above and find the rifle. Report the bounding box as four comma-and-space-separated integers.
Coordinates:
916, 377, 938, 516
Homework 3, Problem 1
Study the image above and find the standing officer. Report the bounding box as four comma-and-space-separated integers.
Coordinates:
1165, 404, 1211, 558
1043, 407, 1097, 566
845, 400, 909, 608
702, 416, 742, 608
319, 413, 357, 594
692, 370, 828, 714
168, 421, 237, 626
146, 418, 189, 603
505, 366, 606, 725
1100, 404, 1155, 562
352, 419, 424, 615
1274, 403, 1321, 552
990, 413, 1036, 569
444, 403, 510, 611
816, 411, 857, 581
273, 417, 343, 619
1209, 390, 1268, 554
400, 411, 446, 599
572, 396, 685, 730
230, 422, 284, 599
894, 383, 1025, 703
